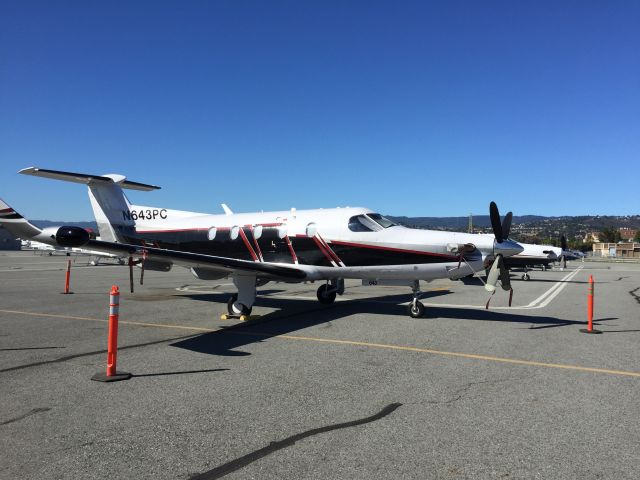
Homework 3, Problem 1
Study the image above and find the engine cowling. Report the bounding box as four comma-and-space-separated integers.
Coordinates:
55, 226, 90, 247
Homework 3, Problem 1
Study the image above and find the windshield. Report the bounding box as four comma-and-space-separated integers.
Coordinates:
367, 213, 397, 228
348, 214, 397, 232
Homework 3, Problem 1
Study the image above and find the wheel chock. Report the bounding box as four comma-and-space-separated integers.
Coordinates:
220, 314, 230, 320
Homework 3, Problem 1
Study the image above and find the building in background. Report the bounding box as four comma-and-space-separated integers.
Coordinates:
593, 242, 640, 258
619, 228, 638, 241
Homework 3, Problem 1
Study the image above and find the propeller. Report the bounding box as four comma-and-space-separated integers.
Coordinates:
559, 235, 567, 269
489, 201, 513, 242
485, 202, 515, 308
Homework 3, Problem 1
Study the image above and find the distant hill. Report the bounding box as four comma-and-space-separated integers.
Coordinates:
32, 220, 98, 230
387, 215, 545, 229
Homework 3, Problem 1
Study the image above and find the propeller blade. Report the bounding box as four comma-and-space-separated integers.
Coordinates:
499, 261, 511, 291
485, 255, 502, 292
501, 212, 513, 240
489, 201, 503, 243
561, 235, 568, 251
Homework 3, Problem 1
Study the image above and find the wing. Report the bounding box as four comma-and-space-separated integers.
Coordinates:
83, 239, 307, 280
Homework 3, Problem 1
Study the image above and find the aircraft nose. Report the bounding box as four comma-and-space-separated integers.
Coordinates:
495, 239, 523, 257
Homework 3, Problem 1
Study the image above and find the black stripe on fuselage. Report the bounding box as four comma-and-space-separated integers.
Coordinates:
123, 229, 456, 267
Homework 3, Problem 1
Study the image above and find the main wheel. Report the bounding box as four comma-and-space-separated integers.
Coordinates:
522, 273, 530, 281
317, 284, 337, 304
408, 300, 425, 318
227, 294, 252, 316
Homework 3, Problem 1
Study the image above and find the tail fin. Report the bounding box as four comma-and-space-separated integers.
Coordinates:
19, 167, 161, 242
0, 198, 42, 239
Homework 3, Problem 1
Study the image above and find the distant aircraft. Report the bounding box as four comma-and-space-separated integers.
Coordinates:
21, 239, 68, 255
1, 167, 523, 318
503, 242, 561, 280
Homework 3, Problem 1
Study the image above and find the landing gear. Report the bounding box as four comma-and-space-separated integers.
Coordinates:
222, 274, 257, 320
227, 293, 252, 316
522, 273, 530, 281
407, 280, 425, 318
408, 300, 425, 318
317, 284, 337, 304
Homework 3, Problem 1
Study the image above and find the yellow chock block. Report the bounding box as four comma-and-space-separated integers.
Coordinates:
220, 314, 230, 320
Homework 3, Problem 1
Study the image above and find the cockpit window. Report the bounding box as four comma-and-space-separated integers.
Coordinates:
348, 214, 397, 232
367, 213, 397, 228
348, 215, 377, 232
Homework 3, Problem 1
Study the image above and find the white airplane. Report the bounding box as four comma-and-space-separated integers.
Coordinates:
0, 167, 523, 318
503, 242, 562, 280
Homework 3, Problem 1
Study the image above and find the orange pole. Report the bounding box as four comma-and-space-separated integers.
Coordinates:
581, 275, 601, 334
106, 285, 120, 377
63, 259, 71, 294
587, 275, 594, 331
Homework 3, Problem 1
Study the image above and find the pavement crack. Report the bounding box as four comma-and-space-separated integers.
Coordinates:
427, 377, 525, 405
0, 334, 197, 374
629, 287, 640, 305
189, 403, 402, 480
0, 407, 50, 426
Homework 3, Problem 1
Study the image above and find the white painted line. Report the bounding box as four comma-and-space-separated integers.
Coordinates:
524, 267, 581, 307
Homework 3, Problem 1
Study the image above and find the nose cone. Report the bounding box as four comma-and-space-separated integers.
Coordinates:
495, 239, 523, 257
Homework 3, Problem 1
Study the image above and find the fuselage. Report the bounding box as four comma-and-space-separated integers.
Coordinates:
115, 205, 521, 281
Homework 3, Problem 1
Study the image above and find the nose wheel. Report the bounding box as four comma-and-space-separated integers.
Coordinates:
407, 280, 425, 318
408, 299, 425, 318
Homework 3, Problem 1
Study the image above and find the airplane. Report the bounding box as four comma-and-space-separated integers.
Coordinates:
0, 167, 523, 318
503, 242, 562, 280
21, 239, 69, 255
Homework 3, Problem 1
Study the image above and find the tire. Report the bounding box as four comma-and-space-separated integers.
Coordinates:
522, 273, 530, 281
317, 284, 337, 304
227, 294, 252, 316
408, 300, 425, 318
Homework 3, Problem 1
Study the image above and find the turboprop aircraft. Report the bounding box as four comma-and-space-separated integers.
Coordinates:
0, 167, 523, 318
503, 242, 562, 280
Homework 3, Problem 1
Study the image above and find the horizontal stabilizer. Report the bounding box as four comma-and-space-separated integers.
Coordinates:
19, 167, 161, 191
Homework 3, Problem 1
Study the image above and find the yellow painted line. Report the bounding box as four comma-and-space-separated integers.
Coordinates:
1, 308, 639, 378
263, 334, 640, 378
0, 309, 216, 333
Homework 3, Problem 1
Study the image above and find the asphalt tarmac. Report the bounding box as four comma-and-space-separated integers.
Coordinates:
1, 251, 639, 479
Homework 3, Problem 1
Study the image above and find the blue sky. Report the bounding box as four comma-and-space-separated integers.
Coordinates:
1, 1, 638, 220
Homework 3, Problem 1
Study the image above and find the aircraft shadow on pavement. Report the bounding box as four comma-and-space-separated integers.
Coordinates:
171, 290, 595, 357
131, 368, 229, 378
